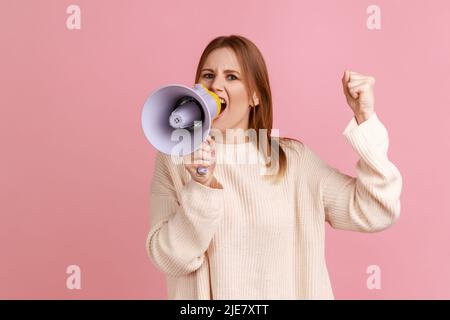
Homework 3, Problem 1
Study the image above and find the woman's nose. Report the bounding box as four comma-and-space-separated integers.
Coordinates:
211, 76, 225, 92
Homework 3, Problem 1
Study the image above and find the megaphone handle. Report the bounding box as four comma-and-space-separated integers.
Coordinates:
196, 166, 208, 176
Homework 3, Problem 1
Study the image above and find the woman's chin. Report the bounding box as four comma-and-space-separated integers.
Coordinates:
211, 119, 226, 131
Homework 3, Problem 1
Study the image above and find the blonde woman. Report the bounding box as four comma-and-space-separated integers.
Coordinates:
146, 35, 402, 299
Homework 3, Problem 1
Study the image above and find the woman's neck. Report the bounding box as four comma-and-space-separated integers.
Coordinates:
212, 129, 252, 144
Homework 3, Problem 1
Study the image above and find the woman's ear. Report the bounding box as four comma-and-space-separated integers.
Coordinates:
251, 92, 260, 107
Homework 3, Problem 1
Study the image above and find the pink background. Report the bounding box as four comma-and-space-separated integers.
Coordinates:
1, 0, 449, 299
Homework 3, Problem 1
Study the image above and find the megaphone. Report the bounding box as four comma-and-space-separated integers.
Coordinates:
141, 83, 223, 176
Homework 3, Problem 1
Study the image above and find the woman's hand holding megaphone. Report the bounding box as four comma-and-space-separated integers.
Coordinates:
183, 135, 220, 188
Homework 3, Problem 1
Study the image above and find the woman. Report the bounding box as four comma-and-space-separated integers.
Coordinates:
146, 35, 402, 299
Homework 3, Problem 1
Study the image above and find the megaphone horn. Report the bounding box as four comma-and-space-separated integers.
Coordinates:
141, 83, 222, 176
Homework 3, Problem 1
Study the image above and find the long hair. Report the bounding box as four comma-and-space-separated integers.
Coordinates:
194, 35, 297, 182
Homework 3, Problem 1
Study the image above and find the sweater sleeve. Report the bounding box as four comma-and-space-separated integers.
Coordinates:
319, 113, 402, 232
145, 152, 224, 277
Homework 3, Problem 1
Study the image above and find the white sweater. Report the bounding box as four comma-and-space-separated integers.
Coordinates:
146, 113, 402, 299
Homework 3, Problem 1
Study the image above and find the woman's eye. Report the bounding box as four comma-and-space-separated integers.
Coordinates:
202, 73, 238, 80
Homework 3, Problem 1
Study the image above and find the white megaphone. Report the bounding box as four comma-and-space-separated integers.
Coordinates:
141, 83, 223, 176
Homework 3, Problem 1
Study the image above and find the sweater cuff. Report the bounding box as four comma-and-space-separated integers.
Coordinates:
342, 112, 389, 156
180, 179, 224, 219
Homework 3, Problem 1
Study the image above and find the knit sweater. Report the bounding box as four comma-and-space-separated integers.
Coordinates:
145, 113, 402, 299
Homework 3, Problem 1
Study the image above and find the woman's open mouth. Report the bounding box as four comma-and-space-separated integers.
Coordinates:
217, 97, 227, 119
